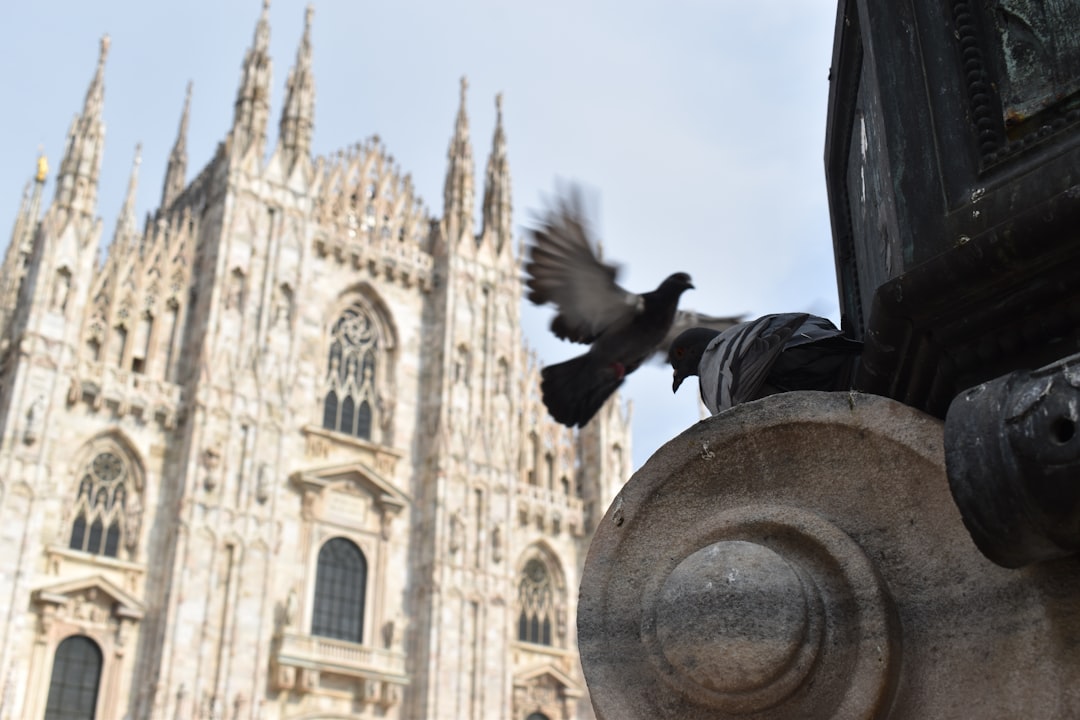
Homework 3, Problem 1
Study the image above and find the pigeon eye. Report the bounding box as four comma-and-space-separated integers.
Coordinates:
675, 348, 685, 359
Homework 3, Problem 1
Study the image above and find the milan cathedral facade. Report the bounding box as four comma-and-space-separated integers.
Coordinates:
0, 4, 631, 719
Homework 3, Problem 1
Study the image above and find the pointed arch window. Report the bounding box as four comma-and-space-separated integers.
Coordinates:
312, 537, 367, 643
44, 635, 102, 720
322, 305, 380, 440
518, 558, 555, 646
68, 451, 135, 558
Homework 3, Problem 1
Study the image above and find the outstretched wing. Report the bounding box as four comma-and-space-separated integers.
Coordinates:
525, 186, 640, 344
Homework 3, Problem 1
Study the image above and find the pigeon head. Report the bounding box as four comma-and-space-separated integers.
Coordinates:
659, 272, 694, 294
668, 326, 722, 392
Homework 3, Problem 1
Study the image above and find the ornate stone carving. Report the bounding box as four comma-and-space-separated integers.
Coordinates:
23, 394, 45, 445
202, 445, 221, 491
255, 463, 270, 504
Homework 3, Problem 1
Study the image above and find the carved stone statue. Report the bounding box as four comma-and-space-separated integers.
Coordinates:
23, 394, 45, 445
449, 510, 463, 554
255, 463, 270, 504
124, 492, 143, 553
51, 269, 71, 311
284, 587, 298, 628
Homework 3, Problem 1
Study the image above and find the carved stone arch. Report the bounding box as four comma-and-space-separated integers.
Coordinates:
70, 430, 147, 492
516, 541, 568, 593
64, 432, 146, 561
221, 532, 246, 560
334, 282, 399, 350
321, 286, 399, 444
515, 542, 569, 647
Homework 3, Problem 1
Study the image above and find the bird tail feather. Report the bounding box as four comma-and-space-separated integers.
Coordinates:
541, 354, 624, 428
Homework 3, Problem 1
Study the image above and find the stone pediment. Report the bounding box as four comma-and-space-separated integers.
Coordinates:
32, 574, 145, 621
293, 461, 410, 507
292, 461, 410, 534
513, 663, 585, 699
301, 424, 404, 478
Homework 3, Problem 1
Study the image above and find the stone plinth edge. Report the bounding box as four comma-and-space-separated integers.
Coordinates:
579, 391, 1080, 719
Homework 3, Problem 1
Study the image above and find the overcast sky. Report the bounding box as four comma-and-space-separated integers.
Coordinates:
0, 0, 841, 471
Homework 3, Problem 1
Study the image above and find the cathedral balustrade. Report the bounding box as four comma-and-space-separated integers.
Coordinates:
68, 361, 184, 426
516, 483, 585, 536
275, 631, 408, 685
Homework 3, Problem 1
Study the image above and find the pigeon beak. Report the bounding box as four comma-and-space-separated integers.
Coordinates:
672, 371, 685, 393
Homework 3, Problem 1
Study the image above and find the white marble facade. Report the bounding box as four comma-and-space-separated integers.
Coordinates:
0, 6, 631, 719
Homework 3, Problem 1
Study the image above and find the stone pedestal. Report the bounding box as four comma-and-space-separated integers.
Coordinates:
578, 392, 1080, 719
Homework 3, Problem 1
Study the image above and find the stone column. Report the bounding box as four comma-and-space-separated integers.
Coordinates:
578, 391, 1080, 719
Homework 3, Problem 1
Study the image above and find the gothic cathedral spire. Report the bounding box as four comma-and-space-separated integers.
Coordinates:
229, 0, 273, 164
113, 144, 142, 251
54, 35, 109, 220
161, 82, 191, 209
480, 93, 512, 256
0, 155, 48, 343
442, 76, 475, 247
277, 5, 315, 170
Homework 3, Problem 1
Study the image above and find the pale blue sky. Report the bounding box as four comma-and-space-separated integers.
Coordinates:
0, 0, 840, 470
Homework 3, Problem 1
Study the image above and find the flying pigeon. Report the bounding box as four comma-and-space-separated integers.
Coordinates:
525, 186, 740, 427
668, 313, 862, 415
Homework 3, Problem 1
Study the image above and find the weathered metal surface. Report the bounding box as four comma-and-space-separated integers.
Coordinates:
945, 351, 1080, 568
824, 0, 1080, 416
992, 0, 1080, 126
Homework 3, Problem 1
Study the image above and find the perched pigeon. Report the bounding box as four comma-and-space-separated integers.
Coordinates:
668, 313, 862, 415
525, 187, 740, 427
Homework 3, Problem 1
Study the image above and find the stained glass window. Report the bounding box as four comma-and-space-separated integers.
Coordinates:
69, 451, 132, 559
518, 558, 555, 646
312, 537, 367, 643
322, 306, 379, 440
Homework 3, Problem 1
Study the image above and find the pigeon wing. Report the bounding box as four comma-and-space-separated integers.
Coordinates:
654, 308, 744, 362
726, 313, 810, 406
525, 187, 640, 344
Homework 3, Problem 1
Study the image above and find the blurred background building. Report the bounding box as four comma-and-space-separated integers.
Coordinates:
0, 5, 631, 718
